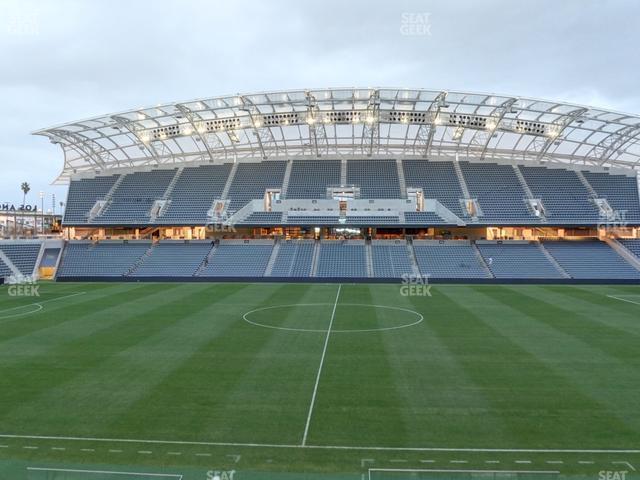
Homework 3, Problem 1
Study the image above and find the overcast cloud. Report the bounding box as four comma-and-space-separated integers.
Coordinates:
1, 0, 639, 208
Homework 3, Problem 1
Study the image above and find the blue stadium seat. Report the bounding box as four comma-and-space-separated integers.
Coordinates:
226, 162, 287, 213
413, 241, 491, 279
460, 162, 538, 223
543, 240, 640, 279
57, 242, 150, 277
519, 166, 600, 223
157, 164, 232, 224
621, 239, 640, 259
63, 175, 120, 224
477, 242, 564, 278
199, 242, 274, 277
132, 242, 212, 277
0, 243, 41, 276
317, 242, 367, 278
403, 160, 466, 218
347, 159, 400, 198
270, 240, 315, 277
287, 160, 341, 199
583, 172, 640, 224
371, 241, 414, 278
95, 170, 177, 224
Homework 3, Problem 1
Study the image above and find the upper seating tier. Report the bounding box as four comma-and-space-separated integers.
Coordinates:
287, 160, 341, 199
346, 159, 401, 199
62, 160, 640, 227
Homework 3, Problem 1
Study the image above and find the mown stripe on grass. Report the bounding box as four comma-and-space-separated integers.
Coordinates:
106, 283, 327, 444
306, 284, 410, 447
0, 283, 165, 346
534, 285, 640, 337
391, 286, 514, 446
434, 286, 637, 448
493, 285, 639, 363
3, 283, 251, 437
0, 283, 201, 422
463, 285, 640, 445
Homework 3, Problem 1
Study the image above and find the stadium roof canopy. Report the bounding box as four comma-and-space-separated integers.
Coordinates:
34, 88, 640, 183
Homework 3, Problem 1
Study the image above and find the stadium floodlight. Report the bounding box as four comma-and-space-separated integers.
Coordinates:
452, 127, 464, 140
547, 126, 561, 138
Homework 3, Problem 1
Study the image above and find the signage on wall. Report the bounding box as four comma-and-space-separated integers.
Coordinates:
0, 203, 38, 213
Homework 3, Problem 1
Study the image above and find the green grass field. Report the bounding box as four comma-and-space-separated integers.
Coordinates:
0, 281, 639, 480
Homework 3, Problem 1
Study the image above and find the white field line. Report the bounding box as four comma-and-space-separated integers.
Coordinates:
301, 284, 341, 446
368, 468, 560, 480
0, 292, 87, 320
0, 304, 43, 319
613, 461, 636, 471
243, 303, 423, 333
606, 294, 640, 306
27, 467, 182, 478
2, 433, 640, 453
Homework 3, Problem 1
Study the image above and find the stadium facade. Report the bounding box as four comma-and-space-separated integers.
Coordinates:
3, 88, 640, 282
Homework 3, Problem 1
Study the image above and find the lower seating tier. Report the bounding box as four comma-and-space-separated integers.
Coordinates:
0, 243, 41, 276
52, 239, 640, 281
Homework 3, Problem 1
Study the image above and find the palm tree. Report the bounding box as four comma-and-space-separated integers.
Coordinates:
20, 182, 30, 235
21, 182, 30, 206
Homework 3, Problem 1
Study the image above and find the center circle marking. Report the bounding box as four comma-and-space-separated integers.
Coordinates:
242, 303, 423, 333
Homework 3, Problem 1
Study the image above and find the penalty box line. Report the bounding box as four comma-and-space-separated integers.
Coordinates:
27, 467, 182, 478
368, 468, 560, 480
2, 434, 640, 454
302, 283, 342, 446
606, 294, 640, 306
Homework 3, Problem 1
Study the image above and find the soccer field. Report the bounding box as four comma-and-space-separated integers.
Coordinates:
0, 282, 639, 480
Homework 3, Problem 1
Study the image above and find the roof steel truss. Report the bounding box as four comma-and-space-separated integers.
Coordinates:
34, 88, 640, 182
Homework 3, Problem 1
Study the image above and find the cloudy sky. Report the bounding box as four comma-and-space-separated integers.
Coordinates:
1, 0, 639, 209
